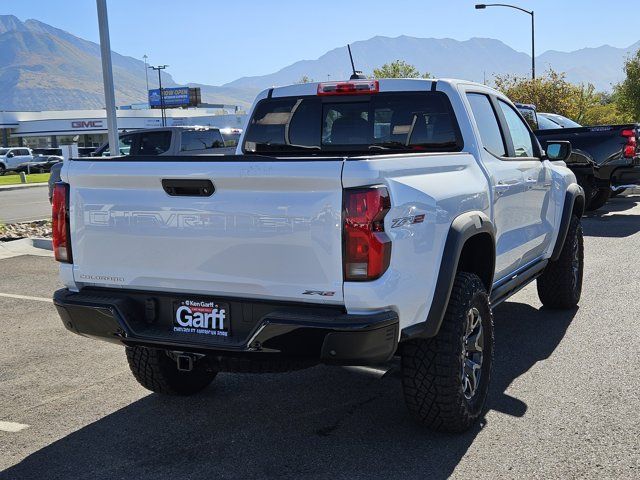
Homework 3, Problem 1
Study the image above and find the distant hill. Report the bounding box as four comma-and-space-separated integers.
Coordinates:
0, 15, 638, 112
224, 35, 639, 92
0, 15, 254, 111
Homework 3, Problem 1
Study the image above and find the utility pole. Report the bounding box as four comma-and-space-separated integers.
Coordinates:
96, 0, 119, 156
149, 65, 168, 127
143, 54, 150, 106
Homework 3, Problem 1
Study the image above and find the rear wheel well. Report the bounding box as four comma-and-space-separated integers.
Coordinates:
457, 233, 494, 292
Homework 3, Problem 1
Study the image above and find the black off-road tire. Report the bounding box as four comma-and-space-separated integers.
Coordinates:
586, 187, 610, 211
610, 188, 626, 198
400, 272, 494, 432
537, 215, 583, 309
0, 164, 5, 176
125, 346, 217, 395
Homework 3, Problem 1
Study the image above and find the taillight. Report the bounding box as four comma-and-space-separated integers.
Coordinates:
343, 186, 391, 281
622, 129, 637, 158
52, 182, 72, 263
317, 80, 379, 96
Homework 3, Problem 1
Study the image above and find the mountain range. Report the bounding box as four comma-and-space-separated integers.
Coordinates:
0, 14, 638, 112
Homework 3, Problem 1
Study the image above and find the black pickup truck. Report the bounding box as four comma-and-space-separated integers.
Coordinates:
517, 104, 640, 211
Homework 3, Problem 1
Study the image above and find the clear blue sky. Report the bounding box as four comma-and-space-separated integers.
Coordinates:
2, 0, 636, 85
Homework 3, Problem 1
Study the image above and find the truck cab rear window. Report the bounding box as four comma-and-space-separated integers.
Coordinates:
181, 130, 225, 151
243, 92, 462, 155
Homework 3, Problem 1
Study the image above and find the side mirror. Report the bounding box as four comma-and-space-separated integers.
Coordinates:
545, 141, 572, 161
6, 152, 14, 158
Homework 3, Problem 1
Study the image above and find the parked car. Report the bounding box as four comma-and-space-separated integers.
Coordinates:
16, 155, 62, 174
77, 147, 97, 157
91, 126, 235, 157
517, 103, 640, 210
52, 78, 584, 433
32, 148, 63, 157
0, 147, 34, 175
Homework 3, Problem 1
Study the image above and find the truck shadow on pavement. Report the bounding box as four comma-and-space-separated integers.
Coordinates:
3, 303, 576, 480
583, 194, 640, 237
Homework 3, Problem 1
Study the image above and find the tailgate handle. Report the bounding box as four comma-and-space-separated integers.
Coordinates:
161, 179, 214, 197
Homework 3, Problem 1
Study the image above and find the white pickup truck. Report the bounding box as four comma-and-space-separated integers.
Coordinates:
53, 78, 584, 432
0, 147, 34, 175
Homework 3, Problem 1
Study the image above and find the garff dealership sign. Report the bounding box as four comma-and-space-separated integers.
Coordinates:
71, 120, 103, 129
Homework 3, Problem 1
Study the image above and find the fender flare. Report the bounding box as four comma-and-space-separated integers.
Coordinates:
401, 211, 495, 340
551, 183, 585, 261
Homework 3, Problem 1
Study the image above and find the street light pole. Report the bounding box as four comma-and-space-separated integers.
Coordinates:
143, 54, 150, 106
149, 65, 168, 127
96, 0, 119, 157
475, 3, 535, 80
531, 10, 535, 79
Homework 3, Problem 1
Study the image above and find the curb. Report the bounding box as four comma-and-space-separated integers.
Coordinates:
0, 182, 48, 192
0, 237, 53, 259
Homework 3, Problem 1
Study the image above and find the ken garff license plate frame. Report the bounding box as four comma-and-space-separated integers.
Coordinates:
173, 298, 230, 337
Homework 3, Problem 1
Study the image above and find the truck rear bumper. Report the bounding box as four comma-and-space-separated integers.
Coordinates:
610, 164, 640, 188
53, 288, 399, 366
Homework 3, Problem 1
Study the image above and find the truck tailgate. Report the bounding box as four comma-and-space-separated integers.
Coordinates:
65, 158, 345, 303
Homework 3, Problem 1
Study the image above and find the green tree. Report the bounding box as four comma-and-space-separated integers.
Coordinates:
493, 69, 602, 123
372, 60, 430, 79
581, 92, 631, 125
614, 49, 640, 121
296, 75, 313, 84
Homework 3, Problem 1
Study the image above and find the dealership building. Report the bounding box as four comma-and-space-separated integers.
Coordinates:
0, 107, 247, 149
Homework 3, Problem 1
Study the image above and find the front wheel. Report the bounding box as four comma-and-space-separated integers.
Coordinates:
125, 346, 217, 395
537, 215, 583, 309
401, 272, 494, 432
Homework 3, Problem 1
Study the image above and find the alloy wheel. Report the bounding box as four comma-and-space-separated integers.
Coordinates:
462, 307, 484, 400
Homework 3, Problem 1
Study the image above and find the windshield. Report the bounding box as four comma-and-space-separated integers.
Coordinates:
0, 149, 8, 156
242, 92, 463, 155
540, 113, 581, 128
536, 115, 562, 130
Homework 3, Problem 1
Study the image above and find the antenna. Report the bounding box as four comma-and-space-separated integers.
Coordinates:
347, 44, 366, 80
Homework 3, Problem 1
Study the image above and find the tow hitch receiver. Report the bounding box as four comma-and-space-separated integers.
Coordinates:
167, 351, 204, 372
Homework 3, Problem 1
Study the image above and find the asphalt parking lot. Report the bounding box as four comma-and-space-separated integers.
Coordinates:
1, 195, 639, 480
0, 185, 51, 224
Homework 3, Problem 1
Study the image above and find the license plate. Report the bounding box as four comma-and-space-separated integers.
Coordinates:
173, 298, 230, 337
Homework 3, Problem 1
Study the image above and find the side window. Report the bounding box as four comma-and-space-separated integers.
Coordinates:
498, 101, 534, 158
466, 93, 506, 157
19, 149, 30, 156
180, 130, 225, 152
102, 135, 135, 156
137, 131, 171, 156
118, 135, 135, 156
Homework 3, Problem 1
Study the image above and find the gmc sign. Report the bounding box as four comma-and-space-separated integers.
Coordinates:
71, 120, 103, 129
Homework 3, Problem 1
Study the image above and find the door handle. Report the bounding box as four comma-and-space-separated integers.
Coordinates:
162, 179, 215, 197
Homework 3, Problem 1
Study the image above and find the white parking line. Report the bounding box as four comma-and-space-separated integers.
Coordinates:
0, 292, 52, 303
0, 421, 29, 433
